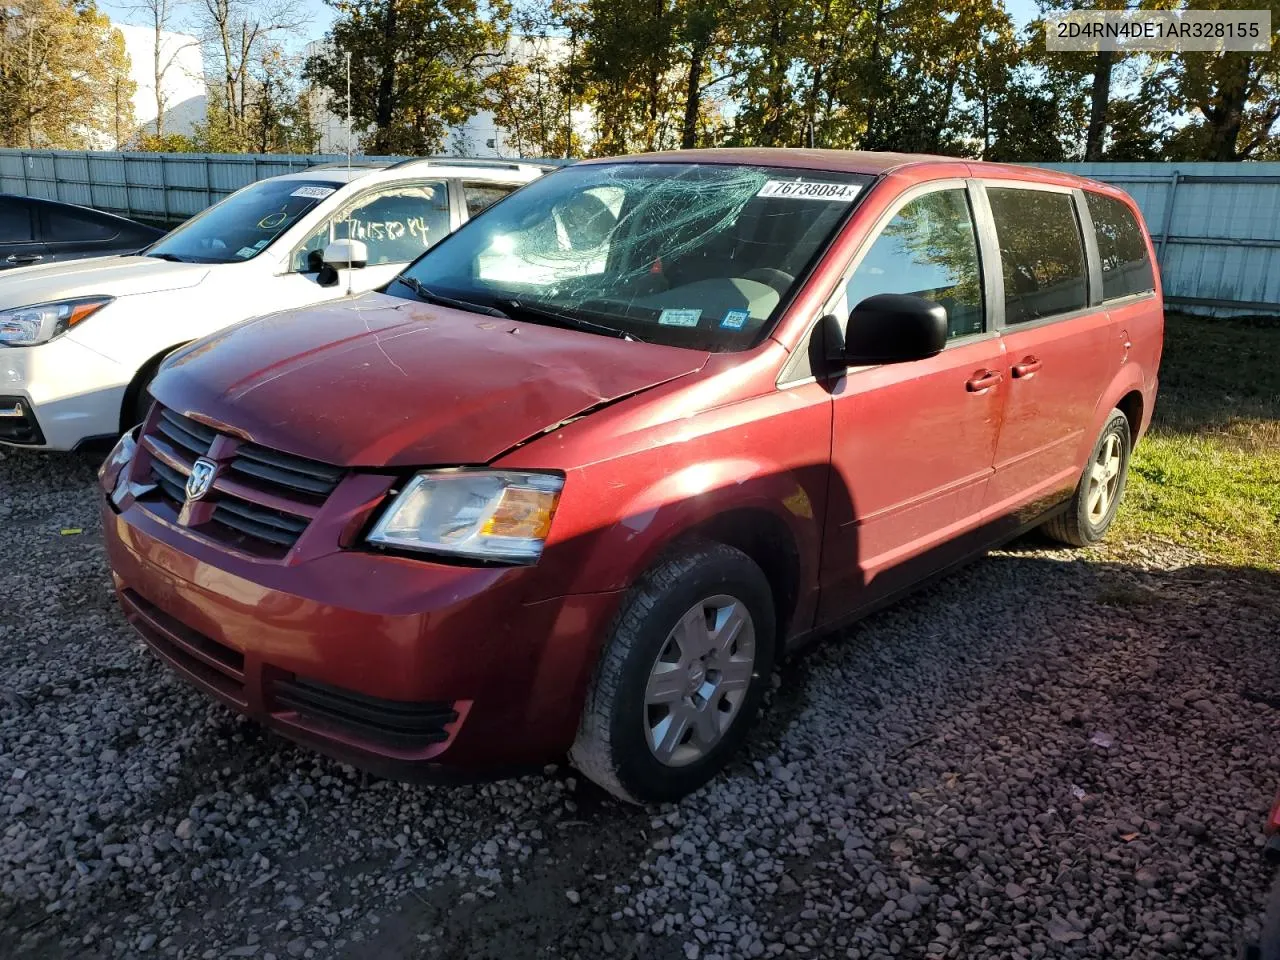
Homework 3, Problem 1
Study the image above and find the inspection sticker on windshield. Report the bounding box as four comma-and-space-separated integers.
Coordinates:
721, 309, 751, 329
757, 180, 861, 202
658, 308, 702, 327
291, 185, 336, 200
234, 246, 256, 259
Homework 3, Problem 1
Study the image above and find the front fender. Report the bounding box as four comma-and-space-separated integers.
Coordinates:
534, 456, 828, 605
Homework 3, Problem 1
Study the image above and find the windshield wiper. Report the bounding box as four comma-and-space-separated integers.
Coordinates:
490, 298, 642, 343
397, 277, 511, 319
147, 252, 188, 263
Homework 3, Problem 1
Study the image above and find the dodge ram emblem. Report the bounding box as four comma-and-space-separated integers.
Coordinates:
185, 458, 217, 502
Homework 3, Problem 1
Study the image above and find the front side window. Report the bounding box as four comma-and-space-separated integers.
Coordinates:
392, 162, 870, 351
42, 207, 117, 242
147, 179, 340, 264
987, 187, 1088, 324
1087, 192, 1155, 301
844, 188, 984, 340
293, 181, 451, 271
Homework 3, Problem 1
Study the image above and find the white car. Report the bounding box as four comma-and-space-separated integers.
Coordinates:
0, 158, 547, 450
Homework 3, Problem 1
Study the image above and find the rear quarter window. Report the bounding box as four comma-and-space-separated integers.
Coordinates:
1087, 193, 1155, 300
42, 206, 119, 243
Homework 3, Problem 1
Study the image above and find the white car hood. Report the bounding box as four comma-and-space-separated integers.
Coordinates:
0, 256, 210, 310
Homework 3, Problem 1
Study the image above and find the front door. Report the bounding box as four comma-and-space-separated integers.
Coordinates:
979, 184, 1114, 522
818, 182, 1007, 625
0, 197, 46, 269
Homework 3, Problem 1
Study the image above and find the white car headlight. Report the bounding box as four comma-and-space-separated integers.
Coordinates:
367, 470, 565, 563
0, 297, 113, 347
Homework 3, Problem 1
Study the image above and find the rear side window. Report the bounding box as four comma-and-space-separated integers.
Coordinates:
464, 183, 515, 217
42, 206, 118, 242
843, 188, 984, 339
0, 199, 34, 242
1087, 193, 1155, 300
987, 187, 1088, 324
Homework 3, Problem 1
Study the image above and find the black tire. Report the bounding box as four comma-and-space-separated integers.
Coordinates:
121, 346, 184, 432
570, 541, 776, 804
1043, 409, 1132, 547
1261, 867, 1280, 960
126, 380, 156, 431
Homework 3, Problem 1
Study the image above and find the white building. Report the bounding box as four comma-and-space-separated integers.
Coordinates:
115, 23, 206, 144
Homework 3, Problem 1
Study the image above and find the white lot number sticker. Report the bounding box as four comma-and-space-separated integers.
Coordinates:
757, 180, 861, 202
291, 185, 337, 200
658, 308, 702, 327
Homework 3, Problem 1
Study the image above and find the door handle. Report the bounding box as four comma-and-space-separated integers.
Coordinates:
6, 254, 44, 265
965, 370, 1003, 392
1011, 356, 1043, 378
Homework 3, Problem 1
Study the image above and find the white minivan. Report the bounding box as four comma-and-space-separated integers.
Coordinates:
0, 158, 546, 450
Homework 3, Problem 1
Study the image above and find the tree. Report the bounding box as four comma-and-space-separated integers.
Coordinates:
249, 45, 320, 153
1155, 13, 1280, 161
132, 131, 198, 150
195, 0, 302, 144
489, 37, 581, 157
0, 0, 135, 148
306, 0, 510, 155
487, 0, 589, 156
125, 0, 197, 137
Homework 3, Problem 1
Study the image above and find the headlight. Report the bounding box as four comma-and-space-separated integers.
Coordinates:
99, 427, 138, 486
367, 470, 564, 563
100, 428, 139, 505
0, 297, 113, 347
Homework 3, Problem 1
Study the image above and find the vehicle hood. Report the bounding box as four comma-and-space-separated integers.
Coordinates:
0, 255, 209, 309
152, 293, 711, 467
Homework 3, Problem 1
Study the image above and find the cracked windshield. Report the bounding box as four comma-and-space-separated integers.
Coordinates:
390, 163, 870, 350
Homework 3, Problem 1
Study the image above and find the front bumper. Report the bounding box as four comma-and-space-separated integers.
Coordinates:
0, 339, 128, 449
102, 496, 622, 779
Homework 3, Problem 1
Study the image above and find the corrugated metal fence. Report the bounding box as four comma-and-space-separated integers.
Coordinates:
2, 149, 1277, 316
0, 150, 399, 223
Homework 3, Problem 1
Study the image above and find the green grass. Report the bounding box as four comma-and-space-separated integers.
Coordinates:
1110, 313, 1280, 570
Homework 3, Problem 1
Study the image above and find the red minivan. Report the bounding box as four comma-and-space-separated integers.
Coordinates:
99, 150, 1162, 803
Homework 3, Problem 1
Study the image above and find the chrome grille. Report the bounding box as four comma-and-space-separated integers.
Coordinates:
138, 406, 342, 557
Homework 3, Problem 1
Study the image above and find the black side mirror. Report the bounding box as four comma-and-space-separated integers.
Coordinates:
843, 294, 949, 364
316, 263, 339, 287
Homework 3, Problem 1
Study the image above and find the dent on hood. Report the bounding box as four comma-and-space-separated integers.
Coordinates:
151, 292, 710, 467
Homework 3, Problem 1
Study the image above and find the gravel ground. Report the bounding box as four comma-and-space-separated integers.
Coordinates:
3, 446, 1279, 960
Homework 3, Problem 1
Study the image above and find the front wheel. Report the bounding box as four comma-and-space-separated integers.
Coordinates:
1044, 409, 1132, 547
571, 541, 776, 804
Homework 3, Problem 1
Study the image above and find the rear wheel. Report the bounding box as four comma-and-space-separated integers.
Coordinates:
1044, 409, 1131, 547
571, 541, 776, 804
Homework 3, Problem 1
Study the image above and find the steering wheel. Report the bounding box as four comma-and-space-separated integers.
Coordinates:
743, 267, 795, 294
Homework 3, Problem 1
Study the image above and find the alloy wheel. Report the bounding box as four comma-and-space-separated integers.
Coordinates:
1087, 432, 1124, 524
